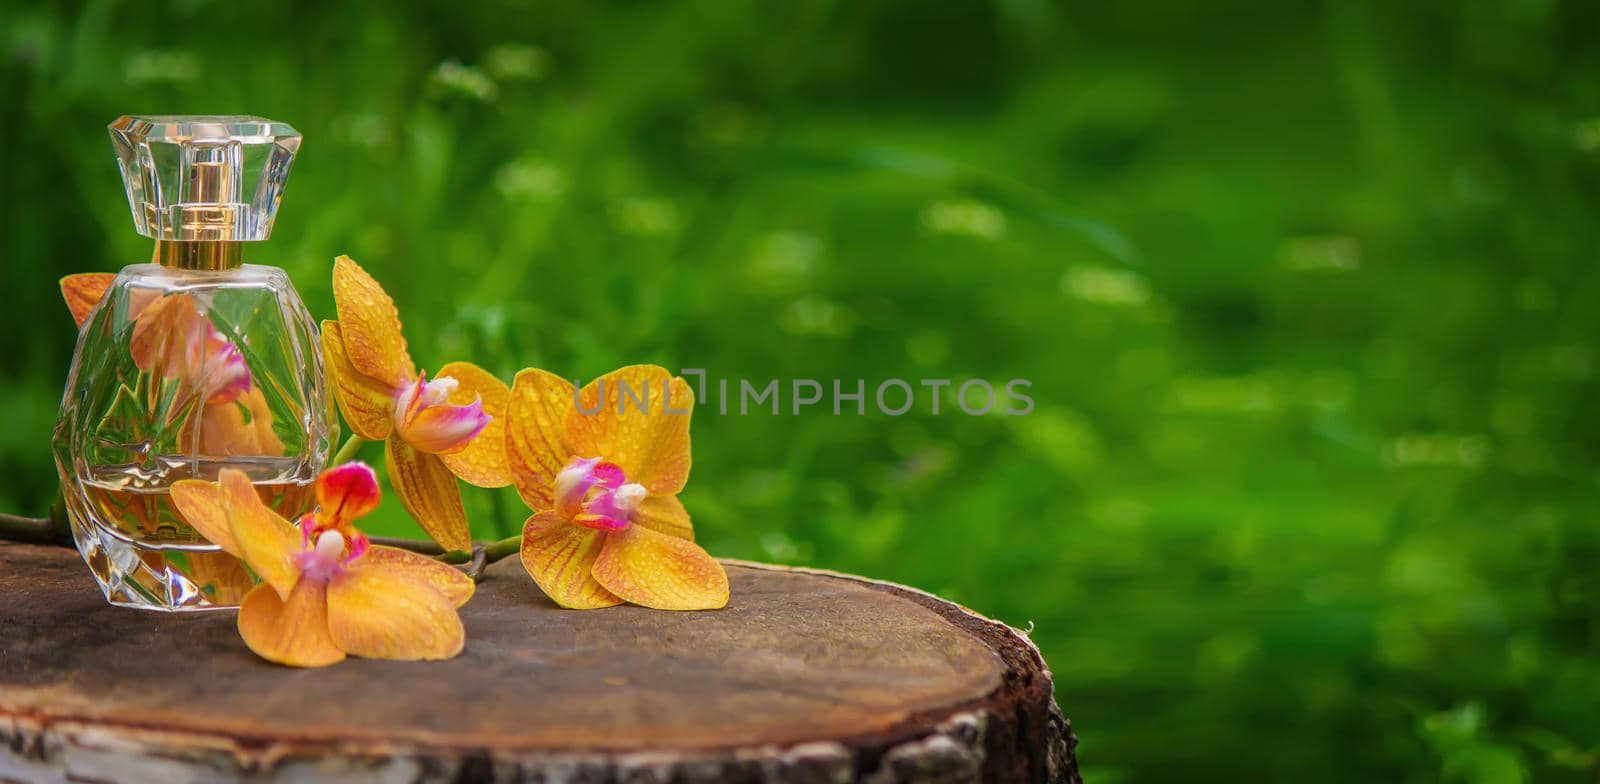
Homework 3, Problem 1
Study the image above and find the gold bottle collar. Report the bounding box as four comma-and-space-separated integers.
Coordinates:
152, 240, 243, 271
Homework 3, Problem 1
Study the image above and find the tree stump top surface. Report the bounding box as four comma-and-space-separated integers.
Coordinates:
0, 544, 1072, 781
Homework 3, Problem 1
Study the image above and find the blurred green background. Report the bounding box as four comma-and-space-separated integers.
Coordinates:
6, 0, 1600, 781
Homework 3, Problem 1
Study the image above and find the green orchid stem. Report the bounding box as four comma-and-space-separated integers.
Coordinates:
394, 537, 518, 564
482, 534, 521, 562
370, 535, 444, 555
331, 434, 367, 465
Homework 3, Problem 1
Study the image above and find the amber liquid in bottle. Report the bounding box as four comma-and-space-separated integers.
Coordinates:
74, 461, 316, 607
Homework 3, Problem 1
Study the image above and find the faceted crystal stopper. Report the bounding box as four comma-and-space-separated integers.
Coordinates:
109, 115, 301, 242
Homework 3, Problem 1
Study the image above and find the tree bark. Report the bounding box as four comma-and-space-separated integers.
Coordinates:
0, 544, 1078, 783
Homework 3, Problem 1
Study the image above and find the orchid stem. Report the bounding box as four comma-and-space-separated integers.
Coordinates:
331, 435, 367, 465
370, 535, 444, 555
0, 493, 74, 547
427, 535, 519, 567
482, 534, 521, 562
464, 545, 489, 581
0, 504, 524, 579
0, 513, 67, 546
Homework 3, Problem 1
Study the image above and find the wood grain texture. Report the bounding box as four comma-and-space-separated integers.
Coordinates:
0, 544, 1078, 783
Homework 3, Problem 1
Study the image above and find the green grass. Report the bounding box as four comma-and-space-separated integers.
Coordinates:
5, 1, 1600, 781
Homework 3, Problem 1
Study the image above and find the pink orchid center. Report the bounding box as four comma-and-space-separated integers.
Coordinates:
391, 371, 492, 454
297, 511, 371, 559
196, 325, 252, 405
295, 529, 363, 583
556, 457, 647, 531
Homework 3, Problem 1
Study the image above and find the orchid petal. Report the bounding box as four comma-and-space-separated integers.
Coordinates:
362, 545, 475, 607
325, 563, 464, 660
507, 368, 578, 510
331, 256, 415, 385
236, 581, 345, 668
384, 438, 472, 552
169, 479, 240, 556
316, 461, 382, 527
60, 273, 116, 328
321, 321, 396, 440
182, 550, 257, 605
520, 511, 622, 609
180, 388, 286, 457
631, 493, 695, 541
238, 389, 285, 456
128, 293, 200, 378
572, 513, 631, 532
434, 361, 514, 488
591, 523, 728, 611
220, 469, 301, 600
569, 365, 693, 496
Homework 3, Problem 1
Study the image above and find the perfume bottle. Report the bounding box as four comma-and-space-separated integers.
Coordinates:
53, 116, 334, 611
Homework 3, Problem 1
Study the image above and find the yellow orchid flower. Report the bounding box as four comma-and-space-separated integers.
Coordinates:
320, 256, 512, 552
505, 364, 729, 611
127, 293, 253, 405
171, 464, 472, 668
62, 275, 253, 405
60, 273, 281, 457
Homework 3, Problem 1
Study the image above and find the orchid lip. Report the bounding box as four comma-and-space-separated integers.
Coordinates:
298, 511, 372, 557
556, 456, 645, 530
392, 371, 493, 453
296, 530, 350, 583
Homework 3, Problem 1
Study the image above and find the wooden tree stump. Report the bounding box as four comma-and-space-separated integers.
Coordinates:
0, 544, 1078, 783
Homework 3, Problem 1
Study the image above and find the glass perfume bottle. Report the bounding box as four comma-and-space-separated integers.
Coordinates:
53, 116, 334, 611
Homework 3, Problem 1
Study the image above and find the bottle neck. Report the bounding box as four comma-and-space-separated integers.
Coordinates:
152, 240, 243, 271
